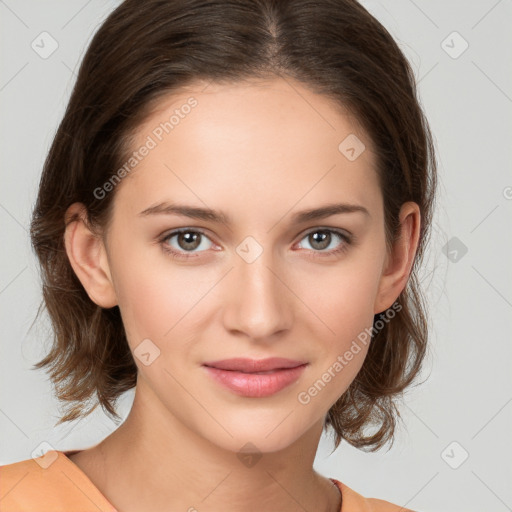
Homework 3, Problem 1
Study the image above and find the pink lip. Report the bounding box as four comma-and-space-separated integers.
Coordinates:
202, 358, 308, 398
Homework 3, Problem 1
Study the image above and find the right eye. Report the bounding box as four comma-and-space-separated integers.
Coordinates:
159, 229, 215, 260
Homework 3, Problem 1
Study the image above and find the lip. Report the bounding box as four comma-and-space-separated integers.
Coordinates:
202, 358, 308, 398
203, 357, 307, 372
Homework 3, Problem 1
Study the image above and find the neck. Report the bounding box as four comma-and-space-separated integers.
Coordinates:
85, 380, 341, 512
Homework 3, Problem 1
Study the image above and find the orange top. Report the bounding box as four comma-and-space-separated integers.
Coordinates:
0, 450, 414, 511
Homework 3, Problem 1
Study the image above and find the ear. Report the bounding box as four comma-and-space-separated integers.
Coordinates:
64, 202, 118, 308
374, 201, 421, 315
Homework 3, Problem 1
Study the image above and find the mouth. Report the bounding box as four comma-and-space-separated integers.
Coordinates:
202, 357, 308, 373
202, 358, 308, 398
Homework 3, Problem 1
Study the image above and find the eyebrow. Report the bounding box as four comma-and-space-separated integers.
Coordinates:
138, 201, 370, 224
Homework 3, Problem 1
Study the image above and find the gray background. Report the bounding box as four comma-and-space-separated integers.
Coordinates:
1, 1, 511, 511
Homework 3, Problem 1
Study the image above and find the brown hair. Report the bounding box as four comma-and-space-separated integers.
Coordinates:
29, 0, 437, 452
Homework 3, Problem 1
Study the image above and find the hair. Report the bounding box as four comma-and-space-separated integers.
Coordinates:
29, 0, 437, 452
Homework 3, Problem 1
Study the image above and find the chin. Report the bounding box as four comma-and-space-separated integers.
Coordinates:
192, 408, 321, 456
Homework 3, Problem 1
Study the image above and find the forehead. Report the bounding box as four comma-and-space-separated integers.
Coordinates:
115, 77, 381, 221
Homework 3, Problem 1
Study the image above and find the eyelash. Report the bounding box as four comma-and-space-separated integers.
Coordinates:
157, 227, 353, 261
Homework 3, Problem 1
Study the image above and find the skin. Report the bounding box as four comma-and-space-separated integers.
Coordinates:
63, 76, 420, 512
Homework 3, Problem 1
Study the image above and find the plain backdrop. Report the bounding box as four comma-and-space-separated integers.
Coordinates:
1, 1, 511, 511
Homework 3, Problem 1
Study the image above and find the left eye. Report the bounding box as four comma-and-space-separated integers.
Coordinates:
296, 228, 350, 254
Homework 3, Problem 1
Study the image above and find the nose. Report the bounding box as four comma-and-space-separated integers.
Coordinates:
221, 246, 293, 342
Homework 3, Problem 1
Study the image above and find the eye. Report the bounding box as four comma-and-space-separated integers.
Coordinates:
159, 229, 214, 260
158, 227, 353, 261
295, 228, 352, 258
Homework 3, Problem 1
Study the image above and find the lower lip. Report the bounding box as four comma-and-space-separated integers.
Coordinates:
203, 364, 308, 398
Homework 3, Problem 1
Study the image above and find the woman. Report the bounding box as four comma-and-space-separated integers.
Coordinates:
0, 0, 437, 510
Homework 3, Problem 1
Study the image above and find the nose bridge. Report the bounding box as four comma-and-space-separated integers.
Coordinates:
222, 239, 292, 339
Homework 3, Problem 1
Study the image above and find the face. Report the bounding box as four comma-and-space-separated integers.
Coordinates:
71, 77, 409, 454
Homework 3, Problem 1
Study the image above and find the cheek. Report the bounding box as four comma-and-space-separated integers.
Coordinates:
111, 248, 206, 344
294, 269, 378, 409
300, 255, 382, 340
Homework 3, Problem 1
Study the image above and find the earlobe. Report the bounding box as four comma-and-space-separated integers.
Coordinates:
64, 202, 118, 309
374, 201, 421, 315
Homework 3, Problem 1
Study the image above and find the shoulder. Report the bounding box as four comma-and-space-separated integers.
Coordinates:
0, 450, 115, 512
330, 478, 417, 512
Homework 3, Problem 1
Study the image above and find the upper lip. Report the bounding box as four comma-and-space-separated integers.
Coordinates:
202, 357, 307, 373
